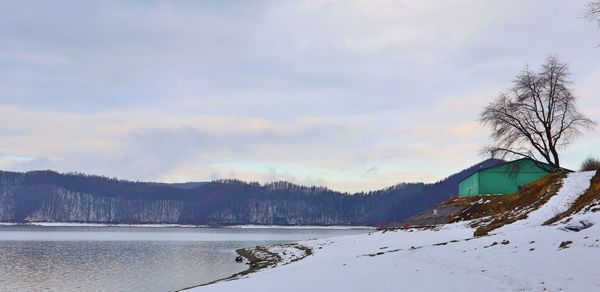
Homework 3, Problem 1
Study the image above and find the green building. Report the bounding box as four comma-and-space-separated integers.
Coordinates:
458, 158, 559, 197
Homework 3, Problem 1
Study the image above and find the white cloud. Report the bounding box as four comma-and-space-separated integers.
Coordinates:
0, 0, 598, 192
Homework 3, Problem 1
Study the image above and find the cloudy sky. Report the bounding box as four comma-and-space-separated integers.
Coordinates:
0, 0, 598, 192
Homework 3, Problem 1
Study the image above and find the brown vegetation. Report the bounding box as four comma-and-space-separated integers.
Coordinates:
474, 226, 489, 237
580, 157, 600, 171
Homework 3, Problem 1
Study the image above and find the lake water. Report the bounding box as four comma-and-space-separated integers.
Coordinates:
0, 225, 369, 292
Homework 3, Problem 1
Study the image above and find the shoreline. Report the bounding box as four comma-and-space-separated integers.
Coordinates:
177, 242, 314, 291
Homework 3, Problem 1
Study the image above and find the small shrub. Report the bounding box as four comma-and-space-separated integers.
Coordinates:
474, 226, 489, 237
580, 157, 600, 171
448, 214, 459, 223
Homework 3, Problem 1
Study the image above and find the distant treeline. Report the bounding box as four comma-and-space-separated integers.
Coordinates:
0, 159, 501, 226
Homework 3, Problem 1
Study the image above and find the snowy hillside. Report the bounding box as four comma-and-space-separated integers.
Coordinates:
190, 170, 600, 292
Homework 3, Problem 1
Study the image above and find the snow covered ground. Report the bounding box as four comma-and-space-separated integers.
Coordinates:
190, 171, 600, 292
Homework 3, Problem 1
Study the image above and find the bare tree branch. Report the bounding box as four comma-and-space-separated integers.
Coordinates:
480, 56, 596, 170
585, 1, 600, 21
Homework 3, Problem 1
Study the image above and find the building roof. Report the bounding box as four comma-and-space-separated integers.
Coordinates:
458, 158, 568, 185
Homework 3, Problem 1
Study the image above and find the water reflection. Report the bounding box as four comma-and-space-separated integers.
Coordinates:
0, 226, 368, 291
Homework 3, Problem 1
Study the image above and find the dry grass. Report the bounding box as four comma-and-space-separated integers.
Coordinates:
581, 157, 600, 171
473, 226, 489, 237
544, 170, 600, 225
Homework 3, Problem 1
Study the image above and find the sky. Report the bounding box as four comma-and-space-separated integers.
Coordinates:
0, 0, 599, 192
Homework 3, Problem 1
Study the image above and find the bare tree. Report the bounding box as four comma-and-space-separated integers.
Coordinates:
585, 1, 600, 22
584, 1, 600, 46
480, 56, 595, 170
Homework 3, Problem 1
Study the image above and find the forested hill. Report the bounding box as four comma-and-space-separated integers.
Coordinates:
0, 159, 502, 226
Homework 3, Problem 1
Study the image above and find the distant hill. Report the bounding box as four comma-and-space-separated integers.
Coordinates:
150, 182, 208, 190
0, 159, 503, 226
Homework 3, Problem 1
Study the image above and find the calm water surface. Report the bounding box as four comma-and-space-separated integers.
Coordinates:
0, 225, 368, 292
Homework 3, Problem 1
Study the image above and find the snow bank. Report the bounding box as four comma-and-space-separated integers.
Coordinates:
523, 171, 595, 225
498, 170, 596, 231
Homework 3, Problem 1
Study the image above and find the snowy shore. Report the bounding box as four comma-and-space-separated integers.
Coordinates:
190, 171, 600, 292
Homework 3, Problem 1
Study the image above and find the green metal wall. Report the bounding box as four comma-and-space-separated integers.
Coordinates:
458, 172, 479, 197
458, 159, 550, 197
477, 171, 547, 195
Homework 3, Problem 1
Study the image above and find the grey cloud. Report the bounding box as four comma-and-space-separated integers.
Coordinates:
127, 123, 356, 161
0, 0, 598, 191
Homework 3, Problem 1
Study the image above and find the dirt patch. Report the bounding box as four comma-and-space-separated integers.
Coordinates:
234, 243, 313, 275
398, 200, 467, 226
